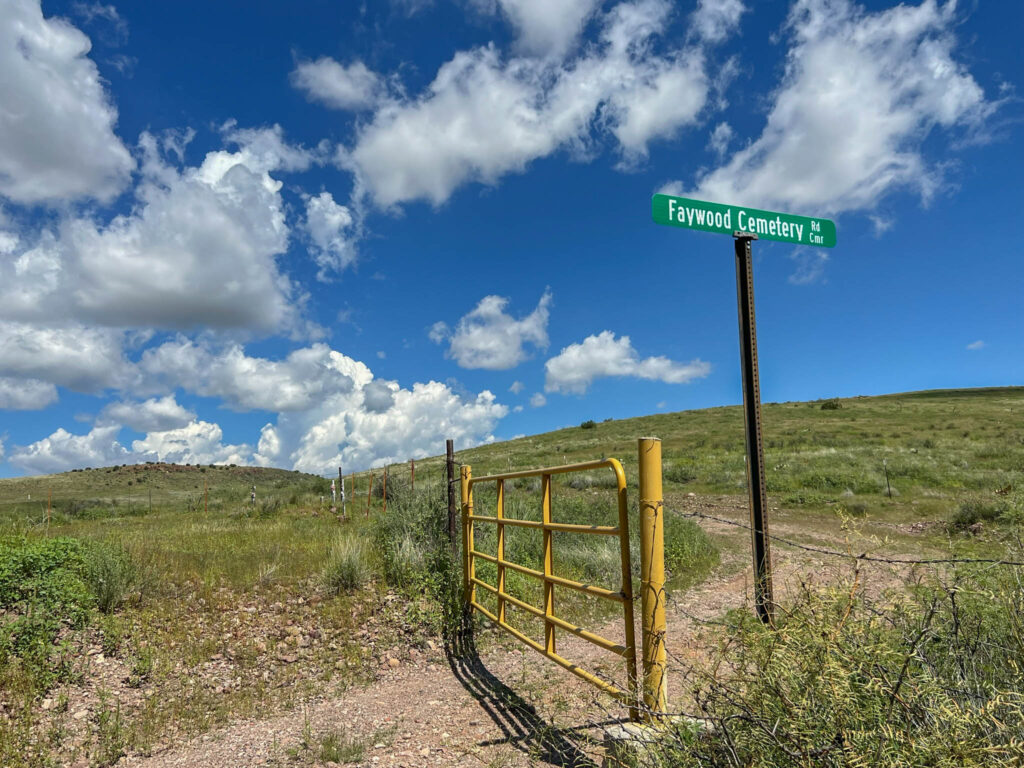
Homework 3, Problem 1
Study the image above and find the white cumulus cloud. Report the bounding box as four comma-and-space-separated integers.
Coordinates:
690, 0, 746, 44
544, 330, 711, 394
439, 290, 552, 370
0, 323, 133, 393
137, 340, 355, 412
303, 191, 357, 279
291, 58, 386, 110
0, 126, 310, 335
0, 377, 58, 410
492, 0, 603, 58
130, 421, 251, 466
9, 425, 128, 475
0, 0, 134, 204
680, 0, 993, 216
99, 395, 196, 433
347, 0, 710, 207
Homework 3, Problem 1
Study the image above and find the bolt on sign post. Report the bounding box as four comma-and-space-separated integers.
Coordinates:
653, 193, 837, 624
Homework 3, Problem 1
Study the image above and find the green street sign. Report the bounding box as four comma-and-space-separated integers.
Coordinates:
652, 193, 836, 248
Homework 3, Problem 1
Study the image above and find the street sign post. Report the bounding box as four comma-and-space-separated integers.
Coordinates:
653, 193, 836, 624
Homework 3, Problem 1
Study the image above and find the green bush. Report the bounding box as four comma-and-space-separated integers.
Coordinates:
948, 498, 1008, 530
320, 537, 369, 595
664, 462, 698, 485
650, 566, 1024, 767
663, 512, 719, 589
580, 420, 597, 429
84, 542, 142, 614
0, 537, 95, 684
820, 398, 841, 410
370, 486, 460, 634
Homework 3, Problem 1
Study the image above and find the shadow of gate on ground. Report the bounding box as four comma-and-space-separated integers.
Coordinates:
445, 625, 627, 767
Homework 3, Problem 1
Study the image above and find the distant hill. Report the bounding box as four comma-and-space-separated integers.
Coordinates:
3, 387, 1021, 517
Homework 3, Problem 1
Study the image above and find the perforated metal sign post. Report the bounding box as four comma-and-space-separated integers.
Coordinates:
653, 194, 837, 624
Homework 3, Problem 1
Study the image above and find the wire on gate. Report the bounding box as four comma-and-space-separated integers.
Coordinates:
670, 506, 1024, 567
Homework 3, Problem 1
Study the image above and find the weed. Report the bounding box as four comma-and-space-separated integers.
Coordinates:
320, 537, 369, 595
128, 644, 154, 687
318, 728, 367, 763
94, 691, 127, 767
98, 614, 125, 657
84, 542, 143, 614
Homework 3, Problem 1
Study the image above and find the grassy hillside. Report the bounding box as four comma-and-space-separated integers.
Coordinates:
434, 386, 1024, 525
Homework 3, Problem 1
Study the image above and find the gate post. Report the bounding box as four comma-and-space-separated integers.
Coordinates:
460, 465, 473, 607
638, 438, 667, 718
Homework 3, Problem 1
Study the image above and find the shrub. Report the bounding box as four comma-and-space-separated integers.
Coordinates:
948, 498, 1008, 531
650, 565, 1024, 767
320, 537, 369, 595
370, 486, 460, 634
0, 537, 95, 684
580, 419, 597, 429
820, 398, 841, 410
664, 463, 698, 485
663, 512, 719, 589
254, 497, 282, 517
84, 542, 143, 614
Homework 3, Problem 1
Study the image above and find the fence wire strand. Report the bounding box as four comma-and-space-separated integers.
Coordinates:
668, 506, 1024, 567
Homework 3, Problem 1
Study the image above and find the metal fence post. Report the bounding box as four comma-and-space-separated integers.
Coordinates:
446, 439, 457, 553
638, 437, 667, 718
460, 465, 473, 607
365, 472, 373, 517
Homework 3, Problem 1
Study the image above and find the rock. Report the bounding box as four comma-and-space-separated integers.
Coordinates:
387, 657, 400, 669
72, 709, 89, 720
41, 698, 53, 710
419, 748, 431, 757
297, 636, 311, 648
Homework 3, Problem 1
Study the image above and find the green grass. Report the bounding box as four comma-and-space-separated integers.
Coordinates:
382, 387, 1024, 528
0, 386, 1021, 766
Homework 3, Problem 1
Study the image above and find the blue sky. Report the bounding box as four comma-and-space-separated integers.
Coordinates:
0, 0, 1020, 477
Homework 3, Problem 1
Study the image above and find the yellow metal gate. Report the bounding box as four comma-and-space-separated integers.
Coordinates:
460, 439, 667, 722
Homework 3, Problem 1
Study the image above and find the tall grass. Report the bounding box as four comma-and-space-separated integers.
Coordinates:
319, 537, 369, 595
648, 562, 1024, 767
369, 484, 461, 634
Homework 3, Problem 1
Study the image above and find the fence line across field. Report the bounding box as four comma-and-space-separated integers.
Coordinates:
671, 507, 1024, 568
